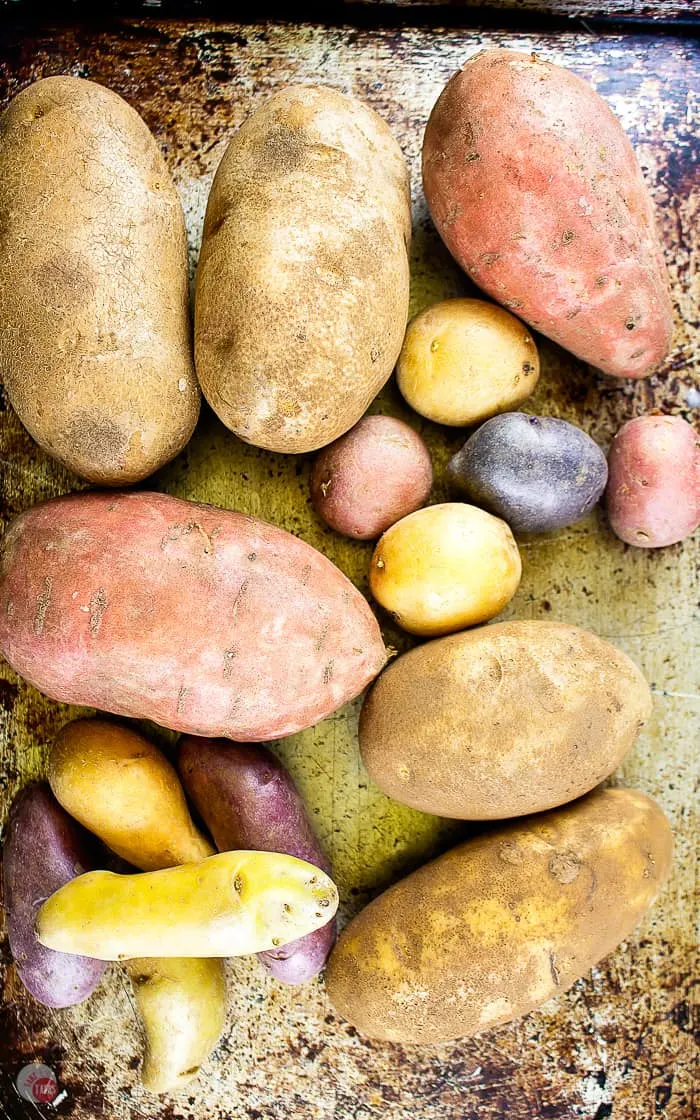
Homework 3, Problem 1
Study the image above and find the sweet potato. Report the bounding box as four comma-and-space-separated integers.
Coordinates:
178, 738, 336, 983
422, 50, 673, 378
0, 491, 386, 740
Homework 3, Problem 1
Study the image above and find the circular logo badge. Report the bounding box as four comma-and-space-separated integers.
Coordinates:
16, 1063, 59, 1104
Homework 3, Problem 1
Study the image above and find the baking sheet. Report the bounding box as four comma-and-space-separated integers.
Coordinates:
0, 17, 698, 1120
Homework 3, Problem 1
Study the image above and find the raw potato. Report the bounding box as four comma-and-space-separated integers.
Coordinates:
37, 850, 339, 960
2, 784, 106, 1007
606, 414, 700, 547
397, 299, 539, 426
195, 85, 411, 453
447, 413, 609, 533
325, 787, 672, 1043
359, 621, 652, 819
0, 77, 199, 484
0, 491, 386, 740
49, 718, 213, 871
369, 502, 521, 636
422, 50, 673, 378
178, 737, 337, 984
310, 415, 433, 540
124, 957, 227, 1095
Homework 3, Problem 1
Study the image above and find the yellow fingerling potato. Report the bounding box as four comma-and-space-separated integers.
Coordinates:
369, 502, 521, 636
37, 851, 338, 960
49, 718, 213, 871
125, 957, 227, 1095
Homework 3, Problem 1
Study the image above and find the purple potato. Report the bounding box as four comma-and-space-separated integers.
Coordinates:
448, 412, 608, 533
3, 783, 107, 1007
177, 738, 336, 984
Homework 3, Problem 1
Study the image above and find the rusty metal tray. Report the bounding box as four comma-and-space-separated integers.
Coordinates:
0, 12, 698, 1120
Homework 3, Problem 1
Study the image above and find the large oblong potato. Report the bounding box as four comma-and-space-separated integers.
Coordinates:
360, 621, 652, 819
49, 718, 213, 871
0, 491, 385, 740
422, 50, 673, 378
0, 77, 199, 483
37, 851, 339, 960
325, 787, 672, 1043
195, 85, 411, 453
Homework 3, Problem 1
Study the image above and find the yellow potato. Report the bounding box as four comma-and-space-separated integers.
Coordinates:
397, 298, 539, 426
325, 787, 672, 1043
49, 718, 213, 871
369, 502, 521, 636
37, 851, 338, 960
125, 957, 227, 1094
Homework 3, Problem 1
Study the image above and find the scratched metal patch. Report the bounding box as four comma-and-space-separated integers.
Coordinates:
0, 19, 697, 1120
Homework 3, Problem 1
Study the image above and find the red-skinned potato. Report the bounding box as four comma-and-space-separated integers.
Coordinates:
422, 49, 673, 379
2, 783, 107, 1007
0, 491, 386, 740
606, 414, 699, 547
311, 415, 433, 540
177, 738, 336, 983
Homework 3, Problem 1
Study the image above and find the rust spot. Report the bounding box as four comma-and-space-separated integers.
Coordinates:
89, 588, 107, 637
34, 576, 52, 635
549, 852, 581, 884
176, 686, 188, 716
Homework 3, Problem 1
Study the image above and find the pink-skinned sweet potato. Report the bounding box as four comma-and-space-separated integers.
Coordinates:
2, 783, 107, 1007
177, 738, 336, 983
0, 491, 386, 740
422, 49, 673, 379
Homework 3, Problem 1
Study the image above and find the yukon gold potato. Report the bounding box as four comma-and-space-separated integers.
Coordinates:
0, 491, 386, 740
325, 787, 672, 1043
37, 851, 339, 960
0, 77, 199, 483
397, 299, 539, 426
422, 51, 673, 378
195, 85, 411, 453
606, 414, 699, 547
360, 621, 652, 819
49, 718, 213, 871
369, 503, 521, 636
125, 957, 227, 1094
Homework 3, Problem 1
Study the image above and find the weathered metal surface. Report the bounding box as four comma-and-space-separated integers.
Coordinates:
0, 17, 698, 1120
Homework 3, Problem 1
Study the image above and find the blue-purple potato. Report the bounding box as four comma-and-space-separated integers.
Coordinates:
359, 621, 652, 820
325, 787, 672, 1043
178, 738, 336, 983
2, 783, 107, 1007
447, 413, 608, 533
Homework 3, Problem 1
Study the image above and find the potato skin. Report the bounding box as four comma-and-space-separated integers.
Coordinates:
178, 737, 336, 983
369, 503, 521, 636
448, 413, 608, 533
37, 851, 339, 960
0, 491, 386, 740
195, 85, 411, 453
125, 957, 227, 1094
606, 415, 700, 547
397, 299, 539, 426
325, 787, 672, 1043
49, 718, 213, 872
311, 416, 433, 540
2, 784, 106, 1007
360, 621, 652, 819
0, 77, 199, 484
422, 50, 673, 379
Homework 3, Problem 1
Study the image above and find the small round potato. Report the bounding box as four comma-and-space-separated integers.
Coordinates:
606, 414, 699, 547
448, 413, 608, 533
311, 416, 433, 540
369, 502, 521, 636
396, 298, 539, 426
